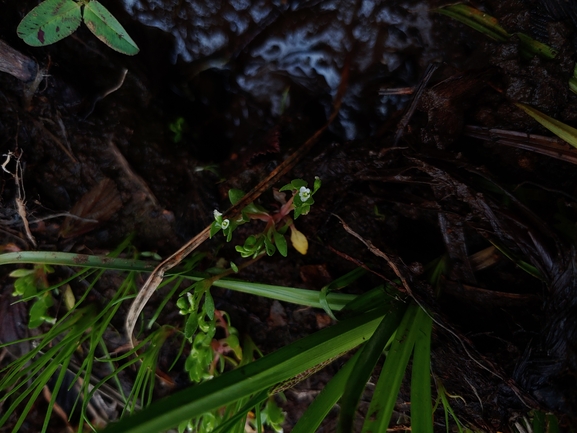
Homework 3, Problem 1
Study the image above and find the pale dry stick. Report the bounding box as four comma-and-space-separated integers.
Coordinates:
9, 151, 37, 248
334, 213, 535, 408
27, 213, 99, 225
125, 61, 350, 344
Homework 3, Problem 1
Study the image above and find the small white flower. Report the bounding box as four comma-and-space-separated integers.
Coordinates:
221, 219, 230, 229
213, 209, 222, 220
299, 186, 311, 202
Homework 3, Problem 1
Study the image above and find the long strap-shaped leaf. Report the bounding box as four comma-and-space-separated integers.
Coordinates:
291, 350, 363, 433
100, 306, 386, 433
0, 251, 356, 310
337, 302, 408, 432
410, 307, 433, 433
515, 102, 577, 149
361, 302, 421, 433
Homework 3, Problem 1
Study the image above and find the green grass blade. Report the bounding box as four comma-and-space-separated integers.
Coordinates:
100, 307, 387, 433
516, 33, 557, 59
319, 267, 366, 319
292, 350, 362, 433
547, 413, 560, 433
532, 411, 546, 433
361, 302, 421, 433
410, 308, 433, 433
515, 102, 577, 149
17, 0, 82, 47
338, 302, 407, 433
82, 0, 139, 55
42, 357, 72, 433
0, 251, 355, 310
436, 4, 510, 42
0, 251, 158, 271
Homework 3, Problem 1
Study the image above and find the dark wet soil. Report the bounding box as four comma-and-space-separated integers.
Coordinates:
2, 0, 577, 431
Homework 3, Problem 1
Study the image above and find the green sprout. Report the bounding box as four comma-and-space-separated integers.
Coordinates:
210, 177, 321, 258
10, 265, 56, 328
17, 0, 139, 55
169, 117, 187, 143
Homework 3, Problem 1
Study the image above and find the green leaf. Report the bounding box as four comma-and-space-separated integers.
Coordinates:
516, 32, 557, 60
291, 179, 308, 189
204, 292, 215, 320
82, 0, 139, 55
28, 299, 50, 328
294, 204, 310, 219
9, 269, 35, 278
410, 308, 433, 433
313, 177, 321, 193
362, 302, 421, 433
278, 183, 294, 192
569, 76, 577, 95
338, 303, 407, 433
273, 230, 288, 257
212, 391, 270, 433
292, 350, 362, 433
515, 102, 577, 149
185, 311, 199, 339
13, 275, 36, 297
319, 267, 367, 320
228, 189, 245, 205
242, 202, 269, 216
17, 0, 82, 47
263, 234, 276, 256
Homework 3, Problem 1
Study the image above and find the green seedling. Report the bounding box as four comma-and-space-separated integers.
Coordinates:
17, 0, 139, 55
169, 117, 186, 143
211, 177, 321, 257
253, 397, 285, 433
10, 264, 56, 328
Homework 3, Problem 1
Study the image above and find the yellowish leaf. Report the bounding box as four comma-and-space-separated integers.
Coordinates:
290, 226, 308, 255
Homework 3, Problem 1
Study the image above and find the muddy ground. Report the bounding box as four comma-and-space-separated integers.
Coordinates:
1, 0, 577, 431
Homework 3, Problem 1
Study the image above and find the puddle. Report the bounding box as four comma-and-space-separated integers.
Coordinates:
122, 0, 440, 140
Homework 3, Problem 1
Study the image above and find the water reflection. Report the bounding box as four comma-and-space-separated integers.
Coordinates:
122, 0, 436, 139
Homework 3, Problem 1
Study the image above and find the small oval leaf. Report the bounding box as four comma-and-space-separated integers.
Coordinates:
273, 230, 288, 257
17, 0, 82, 47
82, 1, 139, 55
290, 226, 308, 255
